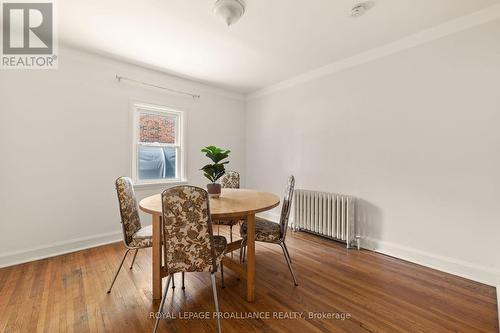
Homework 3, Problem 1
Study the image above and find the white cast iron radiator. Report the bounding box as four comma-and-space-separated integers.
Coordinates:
293, 189, 359, 249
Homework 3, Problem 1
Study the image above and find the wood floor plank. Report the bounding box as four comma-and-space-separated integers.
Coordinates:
0, 228, 497, 333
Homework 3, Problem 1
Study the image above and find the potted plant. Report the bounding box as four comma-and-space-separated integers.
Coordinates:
200, 145, 230, 198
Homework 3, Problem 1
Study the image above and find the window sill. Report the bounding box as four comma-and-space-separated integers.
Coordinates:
133, 179, 189, 189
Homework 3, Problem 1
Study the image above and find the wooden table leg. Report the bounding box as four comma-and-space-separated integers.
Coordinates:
246, 213, 256, 302
152, 214, 162, 300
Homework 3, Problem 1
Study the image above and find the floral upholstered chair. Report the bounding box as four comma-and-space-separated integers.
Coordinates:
240, 175, 298, 286
221, 170, 240, 189
213, 171, 243, 256
152, 186, 226, 333
107, 177, 153, 293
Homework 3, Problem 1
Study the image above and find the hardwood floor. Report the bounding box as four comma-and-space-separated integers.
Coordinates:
0, 228, 497, 333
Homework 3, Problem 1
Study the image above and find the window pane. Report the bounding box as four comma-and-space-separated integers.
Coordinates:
138, 146, 176, 180
139, 112, 176, 144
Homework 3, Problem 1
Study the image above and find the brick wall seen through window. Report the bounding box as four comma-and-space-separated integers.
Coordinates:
139, 113, 176, 144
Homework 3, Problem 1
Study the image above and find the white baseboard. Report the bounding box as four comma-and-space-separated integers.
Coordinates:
262, 211, 500, 287
361, 238, 500, 287
0, 231, 122, 269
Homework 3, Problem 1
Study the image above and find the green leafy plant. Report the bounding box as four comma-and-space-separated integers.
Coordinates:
200, 146, 231, 183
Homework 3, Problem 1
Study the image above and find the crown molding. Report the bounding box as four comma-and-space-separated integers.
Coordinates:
247, 4, 500, 101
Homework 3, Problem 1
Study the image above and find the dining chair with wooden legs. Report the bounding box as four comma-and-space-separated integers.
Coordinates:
152, 186, 227, 333
107, 176, 154, 293
240, 175, 298, 286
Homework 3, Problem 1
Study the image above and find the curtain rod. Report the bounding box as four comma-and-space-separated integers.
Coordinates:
115, 75, 201, 99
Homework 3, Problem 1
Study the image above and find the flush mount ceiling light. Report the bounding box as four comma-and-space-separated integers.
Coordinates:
351, 1, 375, 17
213, 0, 245, 26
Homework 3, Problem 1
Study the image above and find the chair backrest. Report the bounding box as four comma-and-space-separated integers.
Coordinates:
221, 171, 240, 189
161, 186, 217, 274
279, 175, 295, 241
115, 177, 142, 246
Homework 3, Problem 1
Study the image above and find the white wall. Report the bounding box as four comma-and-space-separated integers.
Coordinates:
245, 20, 500, 285
0, 47, 245, 266
1, 19, 499, 288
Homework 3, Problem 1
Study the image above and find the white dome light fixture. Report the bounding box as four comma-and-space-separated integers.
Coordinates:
214, 0, 245, 26
351, 1, 375, 18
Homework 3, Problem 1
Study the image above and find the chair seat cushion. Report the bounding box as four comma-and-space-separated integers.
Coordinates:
129, 225, 153, 248
212, 219, 244, 226
240, 217, 281, 242
213, 235, 227, 261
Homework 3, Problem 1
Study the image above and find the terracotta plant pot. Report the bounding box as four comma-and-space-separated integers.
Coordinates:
207, 183, 221, 198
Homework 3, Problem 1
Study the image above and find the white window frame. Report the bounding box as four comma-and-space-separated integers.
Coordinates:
132, 102, 187, 186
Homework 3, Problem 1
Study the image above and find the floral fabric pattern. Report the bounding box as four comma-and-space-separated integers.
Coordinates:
129, 225, 153, 248
213, 235, 228, 260
162, 186, 225, 274
279, 175, 295, 240
214, 171, 241, 226
240, 175, 295, 244
214, 219, 241, 226
115, 177, 142, 245
129, 236, 153, 248
240, 217, 281, 242
221, 171, 240, 189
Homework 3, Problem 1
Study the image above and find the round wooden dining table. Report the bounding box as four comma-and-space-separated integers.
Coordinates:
139, 188, 280, 302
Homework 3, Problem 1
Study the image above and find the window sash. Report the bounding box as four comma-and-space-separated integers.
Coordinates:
137, 142, 180, 148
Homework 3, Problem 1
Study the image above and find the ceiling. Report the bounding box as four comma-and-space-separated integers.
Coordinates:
59, 0, 500, 94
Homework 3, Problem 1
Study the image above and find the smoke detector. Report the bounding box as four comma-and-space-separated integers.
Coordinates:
351, 1, 375, 17
214, 0, 245, 26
